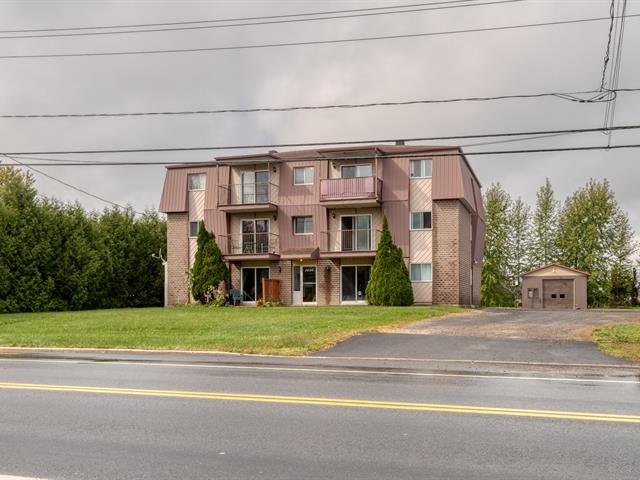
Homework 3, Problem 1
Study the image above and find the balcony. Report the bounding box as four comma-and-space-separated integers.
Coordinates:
218, 182, 278, 212
320, 229, 381, 258
218, 233, 280, 260
319, 176, 382, 207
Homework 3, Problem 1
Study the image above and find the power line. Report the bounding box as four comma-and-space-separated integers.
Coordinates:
0, 153, 143, 214
604, 0, 628, 147
2, 14, 639, 60
3, 144, 640, 167
2, 124, 639, 158
599, 0, 616, 90
0, 1, 475, 33
4, 87, 636, 119
0, 1, 523, 40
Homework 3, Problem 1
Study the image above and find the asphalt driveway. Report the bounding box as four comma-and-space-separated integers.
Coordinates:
394, 308, 640, 341
319, 308, 640, 365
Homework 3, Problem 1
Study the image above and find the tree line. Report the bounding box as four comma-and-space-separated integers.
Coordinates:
481, 178, 638, 307
0, 167, 166, 313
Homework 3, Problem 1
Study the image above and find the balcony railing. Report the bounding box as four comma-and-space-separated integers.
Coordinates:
319, 176, 382, 203
218, 182, 278, 207
218, 233, 279, 256
322, 229, 381, 253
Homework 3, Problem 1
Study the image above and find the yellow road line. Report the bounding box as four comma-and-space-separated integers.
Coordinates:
1, 382, 638, 424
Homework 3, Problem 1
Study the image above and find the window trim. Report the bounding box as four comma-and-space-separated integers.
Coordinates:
293, 215, 314, 236
188, 220, 201, 238
293, 166, 315, 186
340, 163, 373, 178
410, 159, 432, 179
410, 263, 433, 283
187, 173, 206, 191
409, 211, 432, 231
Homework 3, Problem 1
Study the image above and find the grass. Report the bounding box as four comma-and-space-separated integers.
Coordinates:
593, 323, 640, 361
0, 305, 466, 355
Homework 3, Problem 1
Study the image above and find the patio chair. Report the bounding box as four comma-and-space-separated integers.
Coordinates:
229, 288, 242, 306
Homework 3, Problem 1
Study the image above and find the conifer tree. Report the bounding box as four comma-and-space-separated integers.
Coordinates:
365, 216, 413, 306
190, 221, 230, 303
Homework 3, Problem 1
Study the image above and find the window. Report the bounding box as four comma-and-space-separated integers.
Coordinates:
187, 173, 206, 191
189, 221, 200, 238
293, 166, 314, 185
410, 263, 432, 282
410, 159, 432, 178
410, 211, 432, 230
341, 164, 373, 178
293, 216, 313, 235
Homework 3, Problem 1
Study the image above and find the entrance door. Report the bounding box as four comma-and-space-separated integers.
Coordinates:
340, 215, 371, 251
241, 171, 269, 204
341, 265, 371, 303
292, 265, 316, 305
241, 267, 270, 303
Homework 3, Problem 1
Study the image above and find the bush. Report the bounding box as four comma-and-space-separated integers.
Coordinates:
365, 216, 414, 306
190, 221, 230, 303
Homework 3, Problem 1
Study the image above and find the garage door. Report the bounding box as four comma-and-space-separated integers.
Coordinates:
543, 279, 574, 309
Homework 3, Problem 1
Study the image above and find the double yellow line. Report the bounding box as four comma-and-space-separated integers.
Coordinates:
1, 382, 639, 424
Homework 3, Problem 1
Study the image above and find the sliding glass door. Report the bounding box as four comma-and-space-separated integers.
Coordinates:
241, 267, 270, 303
340, 215, 371, 251
241, 219, 269, 254
241, 171, 269, 204
341, 265, 371, 303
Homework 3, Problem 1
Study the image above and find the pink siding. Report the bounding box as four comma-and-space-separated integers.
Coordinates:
381, 156, 409, 202
159, 168, 188, 213
432, 152, 464, 201
278, 160, 322, 206
383, 201, 409, 254
279, 204, 327, 252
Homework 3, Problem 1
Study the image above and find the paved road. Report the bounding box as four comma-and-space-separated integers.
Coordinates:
1, 350, 639, 479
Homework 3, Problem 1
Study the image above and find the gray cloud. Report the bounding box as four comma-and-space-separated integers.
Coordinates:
1, 0, 638, 256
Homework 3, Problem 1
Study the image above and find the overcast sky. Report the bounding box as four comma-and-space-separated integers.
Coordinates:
1, 0, 638, 255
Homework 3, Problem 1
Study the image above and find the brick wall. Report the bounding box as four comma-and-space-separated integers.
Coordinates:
432, 200, 460, 305
457, 205, 472, 305
167, 212, 190, 305
229, 262, 241, 292
317, 259, 341, 305
271, 260, 292, 305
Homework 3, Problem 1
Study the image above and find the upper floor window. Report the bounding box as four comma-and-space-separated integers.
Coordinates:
293, 166, 314, 185
189, 221, 201, 238
410, 159, 432, 178
410, 263, 432, 282
293, 216, 313, 235
187, 173, 206, 191
410, 211, 432, 230
341, 164, 372, 178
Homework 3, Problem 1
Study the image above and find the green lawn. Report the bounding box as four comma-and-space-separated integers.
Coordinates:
593, 323, 640, 361
0, 305, 465, 355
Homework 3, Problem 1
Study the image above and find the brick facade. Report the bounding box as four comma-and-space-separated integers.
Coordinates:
432, 200, 474, 306
166, 212, 190, 305
317, 259, 341, 305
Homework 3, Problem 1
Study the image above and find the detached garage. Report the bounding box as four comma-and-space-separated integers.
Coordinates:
521, 263, 589, 310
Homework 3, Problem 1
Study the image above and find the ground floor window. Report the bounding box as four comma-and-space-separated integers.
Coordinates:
341, 265, 371, 302
241, 267, 270, 302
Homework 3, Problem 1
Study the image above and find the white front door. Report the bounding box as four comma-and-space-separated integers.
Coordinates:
292, 265, 316, 305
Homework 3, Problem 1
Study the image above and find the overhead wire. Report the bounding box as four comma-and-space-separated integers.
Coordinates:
2, 14, 639, 60
3, 87, 637, 119
603, 0, 628, 146
0, 153, 143, 214
0, 1, 476, 33
3, 144, 640, 167
2, 124, 639, 157
0, 1, 524, 40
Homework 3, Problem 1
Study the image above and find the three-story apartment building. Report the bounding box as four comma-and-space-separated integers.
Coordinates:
159, 144, 484, 306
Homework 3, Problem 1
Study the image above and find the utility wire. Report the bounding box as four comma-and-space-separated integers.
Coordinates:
0, 153, 143, 214
3, 87, 636, 119
604, 0, 628, 147
4, 144, 640, 167
0, 1, 523, 40
0, 1, 476, 33
2, 14, 639, 60
599, 0, 616, 90
2, 124, 639, 158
